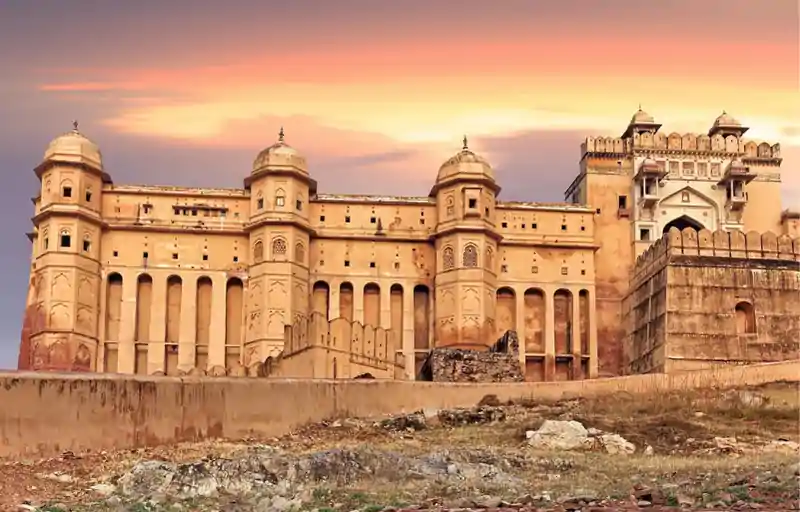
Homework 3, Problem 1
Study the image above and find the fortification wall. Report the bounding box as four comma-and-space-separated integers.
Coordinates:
1, 360, 798, 459
626, 228, 800, 374
270, 313, 404, 379
582, 134, 780, 159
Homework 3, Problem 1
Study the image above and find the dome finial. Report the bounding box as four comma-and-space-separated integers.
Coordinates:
462, 134, 469, 151
72, 120, 79, 132
278, 126, 285, 143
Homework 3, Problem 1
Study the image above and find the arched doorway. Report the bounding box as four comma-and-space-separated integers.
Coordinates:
663, 215, 704, 234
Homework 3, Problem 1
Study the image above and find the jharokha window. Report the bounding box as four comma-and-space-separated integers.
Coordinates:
295, 242, 305, 263
272, 238, 287, 258
462, 244, 478, 268
442, 246, 455, 270
253, 240, 264, 263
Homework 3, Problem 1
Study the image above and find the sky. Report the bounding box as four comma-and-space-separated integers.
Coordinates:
0, 0, 798, 369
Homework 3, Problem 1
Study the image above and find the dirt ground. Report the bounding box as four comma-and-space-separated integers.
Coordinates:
1, 381, 798, 511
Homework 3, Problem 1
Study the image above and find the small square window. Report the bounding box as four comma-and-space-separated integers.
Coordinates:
202, 254, 208, 261
393, 262, 400, 270
296, 199, 302, 210
344, 260, 350, 267
581, 269, 586, 276
580, 226, 586, 231
172, 253, 178, 260
257, 198, 264, 209
561, 267, 568, 275
113, 250, 118, 257
596, 208, 601, 214
501, 222, 508, 228
62, 186, 72, 198
484, 207, 489, 216
370, 216, 376, 224
561, 224, 567, 231
143, 251, 149, 259
191, 209, 198, 216
468, 198, 477, 208
369, 261, 376, 268
531, 223, 537, 229
618, 195, 628, 209
276, 196, 285, 207
173, 207, 180, 215
319, 260, 325, 266
531, 266, 539, 274
85, 190, 92, 202
60, 234, 71, 248
500, 264, 508, 273
233, 256, 239, 262
640, 228, 651, 241
345, 216, 351, 223
419, 218, 425, 225
319, 215, 326, 222
521, 224, 526, 228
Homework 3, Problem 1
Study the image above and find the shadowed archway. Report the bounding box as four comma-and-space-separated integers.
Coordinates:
663, 215, 704, 234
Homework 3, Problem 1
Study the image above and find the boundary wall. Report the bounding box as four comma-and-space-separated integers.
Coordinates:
1, 359, 798, 459
631, 227, 800, 287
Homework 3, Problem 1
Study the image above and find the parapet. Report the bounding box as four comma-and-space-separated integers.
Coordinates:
582, 133, 781, 160
281, 312, 400, 365
632, 228, 800, 285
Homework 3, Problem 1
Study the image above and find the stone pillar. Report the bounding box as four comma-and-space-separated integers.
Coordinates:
117, 268, 138, 374
328, 280, 341, 320
588, 288, 599, 378
544, 287, 556, 381
379, 284, 391, 329
353, 283, 365, 324
402, 283, 415, 379
147, 273, 167, 374
179, 274, 198, 372
515, 286, 526, 367
208, 274, 227, 369
571, 287, 583, 380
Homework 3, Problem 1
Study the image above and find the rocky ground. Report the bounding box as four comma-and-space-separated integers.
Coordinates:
1, 381, 798, 511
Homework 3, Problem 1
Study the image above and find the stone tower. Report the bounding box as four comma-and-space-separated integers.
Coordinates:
243, 129, 316, 369
430, 137, 501, 348
22, 123, 109, 371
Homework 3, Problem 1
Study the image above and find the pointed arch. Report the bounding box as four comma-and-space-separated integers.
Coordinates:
462, 243, 478, 268
663, 215, 704, 234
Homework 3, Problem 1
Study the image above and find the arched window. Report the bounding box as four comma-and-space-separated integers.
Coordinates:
60, 180, 73, 199
296, 195, 303, 211
462, 244, 478, 268
253, 240, 264, 263
41, 229, 49, 251
734, 301, 756, 334
82, 233, 91, 252
485, 246, 494, 270
59, 229, 71, 248
256, 191, 264, 210
272, 237, 287, 258
295, 242, 305, 263
275, 188, 286, 208
442, 246, 455, 270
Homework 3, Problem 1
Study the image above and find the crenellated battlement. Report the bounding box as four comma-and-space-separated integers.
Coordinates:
582, 134, 781, 160
270, 312, 405, 379
632, 228, 800, 286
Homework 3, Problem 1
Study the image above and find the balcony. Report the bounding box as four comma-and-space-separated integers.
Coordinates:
718, 159, 756, 186
639, 192, 659, 209
726, 193, 748, 211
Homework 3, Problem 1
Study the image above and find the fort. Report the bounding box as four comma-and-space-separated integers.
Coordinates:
17, 109, 800, 382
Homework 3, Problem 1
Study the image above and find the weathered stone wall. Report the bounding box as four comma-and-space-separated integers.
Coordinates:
626, 227, 800, 373
422, 331, 524, 382
0, 360, 798, 459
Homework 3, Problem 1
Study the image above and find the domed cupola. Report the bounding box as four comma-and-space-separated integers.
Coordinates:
251, 127, 308, 176
430, 136, 498, 196
708, 110, 748, 137
622, 105, 661, 138
40, 121, 103, 172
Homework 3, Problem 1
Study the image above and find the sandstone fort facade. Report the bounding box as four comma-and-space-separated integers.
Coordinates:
19, 110, 800, 380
